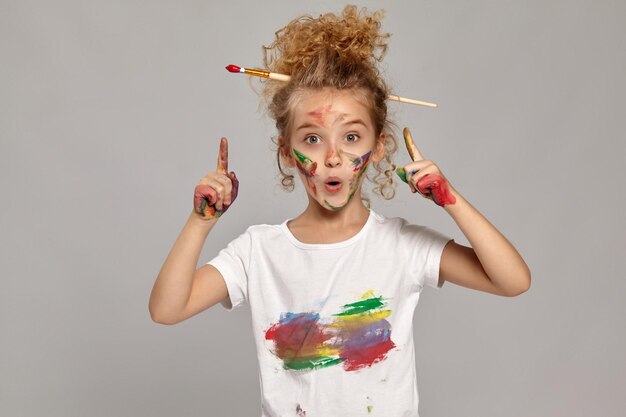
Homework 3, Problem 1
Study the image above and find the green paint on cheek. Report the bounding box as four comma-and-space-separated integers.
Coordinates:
293, 148, 312, 164
293, 148, 317, 177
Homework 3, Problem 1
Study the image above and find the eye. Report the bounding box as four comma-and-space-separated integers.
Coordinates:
304, 135, 320, 144
345, 133, 359, 143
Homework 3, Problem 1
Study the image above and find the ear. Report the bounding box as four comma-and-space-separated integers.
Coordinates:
371, 132, 387, 163
278, 136, 296, 168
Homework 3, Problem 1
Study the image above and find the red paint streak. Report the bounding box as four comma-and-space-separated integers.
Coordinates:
225, 64, 241, 73
416, 174, 456, 206
307, 105, 332, 127
265, 317, 332, 359
296, 160, 317, 177
341, 338, 396, 371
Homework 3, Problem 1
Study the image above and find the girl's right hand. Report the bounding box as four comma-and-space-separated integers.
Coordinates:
193, 137, 239, 220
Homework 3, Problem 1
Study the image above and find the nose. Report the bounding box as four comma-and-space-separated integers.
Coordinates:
325, 148, 342, 168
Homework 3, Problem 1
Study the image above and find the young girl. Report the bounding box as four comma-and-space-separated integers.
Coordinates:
149, 5, 530, 416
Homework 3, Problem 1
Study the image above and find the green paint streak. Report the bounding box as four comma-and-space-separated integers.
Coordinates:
293, 148, 313, 164
323, 199, 343, 211
283, 356, 344, 370
334, 296, 385, 316
367, 405, 373, 413
395, 167, 408, 183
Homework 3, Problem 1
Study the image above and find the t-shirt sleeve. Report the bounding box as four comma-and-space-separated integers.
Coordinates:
206, 228, 252, 312
399, 221, 454, 290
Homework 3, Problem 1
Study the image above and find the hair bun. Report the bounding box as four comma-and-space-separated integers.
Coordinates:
262, 5, 390, 77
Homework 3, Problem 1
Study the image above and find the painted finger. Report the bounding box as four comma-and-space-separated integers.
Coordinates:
395, 167, 408, 183
217, 137, 228, 174
193, 184, 218, 215
403, 127, 425, 161
229, 171, 239, 203
394, 167, 417, 192
221, 171, 239, 214
214, 175, 232, 206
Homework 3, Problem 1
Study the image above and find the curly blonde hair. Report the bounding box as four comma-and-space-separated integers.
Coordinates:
259, 5, 400, 206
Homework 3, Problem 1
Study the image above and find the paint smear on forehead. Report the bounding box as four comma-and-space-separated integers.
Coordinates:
306, 105, 350, 128
307, 105, 332, 127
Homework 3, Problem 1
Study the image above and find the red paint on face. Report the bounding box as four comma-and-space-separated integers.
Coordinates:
307, 105, 332, 127
416, 174, 456, 206
295, 159, 317, 177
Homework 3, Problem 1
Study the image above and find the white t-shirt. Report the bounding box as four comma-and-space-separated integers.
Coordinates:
207, 209, 453, 417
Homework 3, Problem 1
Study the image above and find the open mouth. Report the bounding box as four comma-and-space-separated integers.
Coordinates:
324, 178, 343, 192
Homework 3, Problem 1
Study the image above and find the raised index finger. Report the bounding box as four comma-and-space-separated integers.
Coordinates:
217, 137, 228, 174
403, 127, 425, 162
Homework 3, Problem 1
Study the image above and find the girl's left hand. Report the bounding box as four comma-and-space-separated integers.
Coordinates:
395, 127, 457, 207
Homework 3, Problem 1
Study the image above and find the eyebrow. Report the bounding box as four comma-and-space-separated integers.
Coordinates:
294, 118, 369, 133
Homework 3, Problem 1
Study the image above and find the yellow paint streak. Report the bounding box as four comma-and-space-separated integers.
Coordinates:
360, 289, 376, 299
328, 310, 391, 328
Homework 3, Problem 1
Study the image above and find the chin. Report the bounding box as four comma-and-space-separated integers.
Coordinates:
322, 195, 351, 211
323, 202, 346, 211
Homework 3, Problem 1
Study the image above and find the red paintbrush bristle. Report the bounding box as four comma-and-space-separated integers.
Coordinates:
225, 64, 241, 73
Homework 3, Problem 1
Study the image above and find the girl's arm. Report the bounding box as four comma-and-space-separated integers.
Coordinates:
397, 127, 530, 296
149, 213, 230, 324
439, 190, 531, 296
149, 138, 239, 324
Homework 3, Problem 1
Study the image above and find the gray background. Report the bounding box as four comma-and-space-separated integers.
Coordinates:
1, 0, 624, 416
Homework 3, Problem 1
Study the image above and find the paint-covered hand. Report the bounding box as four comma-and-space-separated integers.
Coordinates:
395, 127, 456, 207
193, 137, 239, 220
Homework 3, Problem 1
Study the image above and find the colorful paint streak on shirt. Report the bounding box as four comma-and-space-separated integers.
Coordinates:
264, 289, 396, 372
